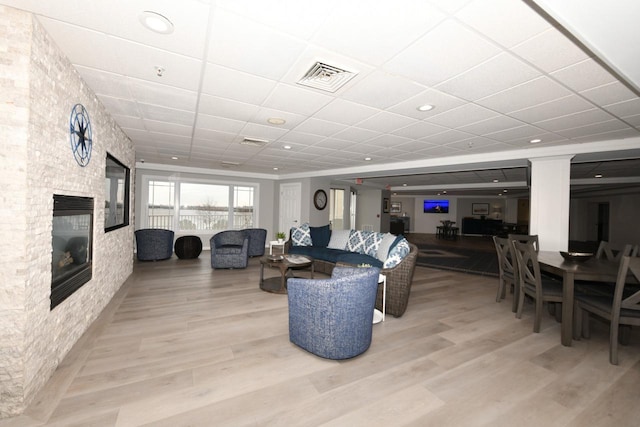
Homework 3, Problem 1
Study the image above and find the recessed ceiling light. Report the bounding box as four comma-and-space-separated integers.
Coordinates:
503, 189, 508, 192
493, 179, 499, 183
442, 190, 447, 194
267, 118, 286, 125
273, 167, 279, 171
171, 156, 178, 160
139, 11, 174, 34
595, 174, 603, 178
402, 183, 407, 186
416, 104, 434, 112
530, 138, 542, 143
364, 157, 372, 161
283, 145, 292, 150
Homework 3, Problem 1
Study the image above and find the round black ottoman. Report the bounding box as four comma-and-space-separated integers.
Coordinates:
174, 235, 203, 259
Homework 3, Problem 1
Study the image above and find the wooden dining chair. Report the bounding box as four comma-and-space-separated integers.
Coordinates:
493, 236, 518, 312
595, 241, 632, 261
512, 240, 563, 332
508, 234, 539, 252
573, 256, 640, 365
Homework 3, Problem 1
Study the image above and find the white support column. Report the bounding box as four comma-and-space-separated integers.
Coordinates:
529, 155, 573, 251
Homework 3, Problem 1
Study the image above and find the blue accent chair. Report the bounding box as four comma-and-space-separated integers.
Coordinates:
287, 266, 381, 359
135, 229, 174, 261
243, 228, 267, 257
210, 230, 249, 269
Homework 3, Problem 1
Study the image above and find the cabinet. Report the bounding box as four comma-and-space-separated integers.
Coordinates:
461, 217, 502, 235
390, 216, 410, 235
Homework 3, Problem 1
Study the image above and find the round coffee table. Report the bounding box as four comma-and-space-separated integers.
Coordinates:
259, 255, 314, 294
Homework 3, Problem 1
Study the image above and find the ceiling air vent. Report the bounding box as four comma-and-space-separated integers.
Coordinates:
241, 137, 269, 147
221, 161, 240, 168
297, 62, 357, 93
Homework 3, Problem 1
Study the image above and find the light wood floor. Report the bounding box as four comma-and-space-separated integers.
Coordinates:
3, 248, 640, 427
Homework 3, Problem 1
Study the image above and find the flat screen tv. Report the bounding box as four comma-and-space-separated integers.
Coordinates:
424, 199, 449, 213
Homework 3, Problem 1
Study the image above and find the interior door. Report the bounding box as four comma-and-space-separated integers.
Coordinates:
597, 202, 610, 241
279, 182, 301, 237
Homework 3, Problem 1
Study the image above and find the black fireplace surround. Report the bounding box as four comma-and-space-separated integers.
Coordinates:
51, 195, 94, 309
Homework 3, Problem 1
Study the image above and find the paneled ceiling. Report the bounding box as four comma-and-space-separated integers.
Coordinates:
3, 0, 640, 195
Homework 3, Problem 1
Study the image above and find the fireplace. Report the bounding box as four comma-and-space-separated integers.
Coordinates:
51, 195, 94, 309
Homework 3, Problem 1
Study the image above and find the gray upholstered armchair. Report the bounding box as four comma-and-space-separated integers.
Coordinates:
242, 228, 267, 257
135, 229, 174, 261
210, 230, 249, 269
287, 266, 381, 359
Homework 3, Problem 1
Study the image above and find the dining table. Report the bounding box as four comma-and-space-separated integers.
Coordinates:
536, 251, 624, 346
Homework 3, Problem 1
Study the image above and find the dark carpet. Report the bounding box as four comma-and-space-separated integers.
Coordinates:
416, 243, 499, 277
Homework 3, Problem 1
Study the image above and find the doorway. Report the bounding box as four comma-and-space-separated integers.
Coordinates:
279, 182, 301, 235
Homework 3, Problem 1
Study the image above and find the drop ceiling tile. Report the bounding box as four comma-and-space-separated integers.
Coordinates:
314, 99, 380, 126
371, 147, 407, 158
332, 127, 381, 143
314, 138, 352, 150
392, 121, 450, 139
436, 53, 541, 101
137, 104, 195, 126
240, 123, 289, 141
364, 134, 413, 148
384, 19, 501, 87
417, 144, 464, 156
263, 84, 333, 116
251, 108, 307, 129
312, 2, 446, 66
75, 66, 131, 98
395, 140, 439, 152
483, 124, 554, 143
428, 0, 473, 14
98, 96, 140, 117
551, 59, 617, 93
603, 98, 640, 118
293, 118, 347, 137
423, 129, 476, 145
279, 131, 325, 146
192, 128, 237, 144
356, 112, 417, 133
198, 95, 259, 122
387, 88, 466, 119
112, 115, 145, 130
555, 120, 630, 139
535, 109, 616, 132
446, 136, 497, 151
477, 77, 572, 113
201, 64, 278, 105
580, 81, 638, 107
342, 70, 427, 110
207, 9, 307, 80
143, 120, 192, 137
456, 0, 550, 48
127, 79, 198, 112
458, 115, 525, 136
196, 114, 245, 134
508, 95, 594, 123
569, 128, 640, 143
511, 27, 590, 73
427, 103, 498, 128
621, 113, 640, 127
217, 0, 334, 40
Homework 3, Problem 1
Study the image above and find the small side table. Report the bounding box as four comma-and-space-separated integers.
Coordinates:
373, 273, 386, 324
269, 240, 285, 255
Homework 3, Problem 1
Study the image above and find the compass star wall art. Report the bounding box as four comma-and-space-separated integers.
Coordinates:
69, 104, 93, 167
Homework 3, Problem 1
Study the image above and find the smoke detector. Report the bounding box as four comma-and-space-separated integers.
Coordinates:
241, 137, 269, 147
297, 62, 357, 93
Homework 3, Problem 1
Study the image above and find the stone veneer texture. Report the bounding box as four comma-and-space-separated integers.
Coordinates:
0, 6, 135, 418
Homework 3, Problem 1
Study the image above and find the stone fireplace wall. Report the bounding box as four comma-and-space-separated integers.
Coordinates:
0, 7, 135, 418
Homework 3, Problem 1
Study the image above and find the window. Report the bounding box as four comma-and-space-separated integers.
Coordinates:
145, 179, 256, 231
329, 188, 345, 230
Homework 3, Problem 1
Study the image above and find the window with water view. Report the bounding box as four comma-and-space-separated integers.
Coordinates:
146, 180, 255, 231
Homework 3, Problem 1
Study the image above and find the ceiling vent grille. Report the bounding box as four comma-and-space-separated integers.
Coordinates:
241, 137, 269, 147
221, 161, 240, 167
297, 62, 357, 93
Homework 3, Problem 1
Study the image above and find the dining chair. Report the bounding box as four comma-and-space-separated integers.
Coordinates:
493, 236, 518, 312
573, 256, 640, 365
508, 234, 539, 252
512, 240, 563, 332
595, 241, 633, 261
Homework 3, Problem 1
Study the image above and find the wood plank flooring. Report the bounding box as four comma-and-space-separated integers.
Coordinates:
3, 243, 640, 426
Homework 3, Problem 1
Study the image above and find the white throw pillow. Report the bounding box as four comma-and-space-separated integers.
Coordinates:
327, 229, 352, 250
376, 233, 398, 262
